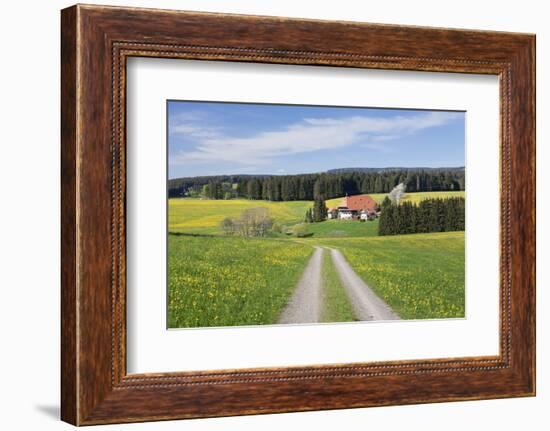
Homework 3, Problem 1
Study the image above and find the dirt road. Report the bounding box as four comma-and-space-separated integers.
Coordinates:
278, 245, 399, 324
329, 248, 400, 321
277, 247, 323, 324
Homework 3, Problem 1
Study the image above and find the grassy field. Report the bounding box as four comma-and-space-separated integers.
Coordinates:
320, 250, 356, 323
169, 198, 311, 235
326, 190, 465, 208
310, 232, 465, 320
304, 219, 379, 238
168, 235, 312, 328
168, 193, 465, 327
170, 192, 464, 236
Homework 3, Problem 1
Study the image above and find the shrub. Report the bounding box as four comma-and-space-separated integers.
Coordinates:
292, 223, 310, 238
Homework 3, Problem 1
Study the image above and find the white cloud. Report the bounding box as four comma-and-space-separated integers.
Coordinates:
169, 111, 222, 139
170, 124, 220, 138
170, 111, 461, 166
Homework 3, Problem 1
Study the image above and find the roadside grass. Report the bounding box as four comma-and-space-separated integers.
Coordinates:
320, 250, 356, 323
326, 190, 465, 208
168, 235, 313, 328
305, 219, 379, 238
312, 232, 465, 320
169, 198, 311, 235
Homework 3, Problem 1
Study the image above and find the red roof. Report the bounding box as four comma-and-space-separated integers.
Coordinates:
342, 194, 378, 212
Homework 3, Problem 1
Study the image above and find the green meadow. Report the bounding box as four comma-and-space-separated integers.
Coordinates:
167, 192, 465, 328
310, 232, 465, 319
303, 219, 379, 238
168, 235, 312, 328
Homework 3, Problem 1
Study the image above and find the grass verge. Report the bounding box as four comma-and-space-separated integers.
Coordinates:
320, 249, 356, 323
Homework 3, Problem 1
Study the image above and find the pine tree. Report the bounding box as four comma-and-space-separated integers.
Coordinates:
444, 198, 457, 231
246, 180, 257, 200
263, 179, 273, 201
298, 179, 307, 200
391, 205, 401, 234
313, 179, 324, 199
374, 176, 384, 193
456, 197, 466, 230
410, 204, 419, 233
312, 195, 327, 222
304, 208, 313, 223
378, 205, 388, 235
381, 196, 392, 209
401, 202, 414, 233
271, 178, 280, 201
236, 182, 244, 198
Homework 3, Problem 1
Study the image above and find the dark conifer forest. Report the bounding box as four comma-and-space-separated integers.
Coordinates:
168, 167, 465, 201
378, 197, 465, 236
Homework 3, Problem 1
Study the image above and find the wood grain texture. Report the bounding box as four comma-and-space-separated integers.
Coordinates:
60, 4, 536, 425
60, 5, 78, 425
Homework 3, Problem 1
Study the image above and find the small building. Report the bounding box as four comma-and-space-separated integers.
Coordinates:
329, 194, 380, 221
338, 208, 353, 220
360, 209, 378, 221
342, 194, 378, 213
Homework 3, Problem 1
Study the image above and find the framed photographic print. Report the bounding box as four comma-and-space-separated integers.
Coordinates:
61, 4, 536, 425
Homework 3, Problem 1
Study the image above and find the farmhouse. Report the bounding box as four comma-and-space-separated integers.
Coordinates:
328, 194, 379, 221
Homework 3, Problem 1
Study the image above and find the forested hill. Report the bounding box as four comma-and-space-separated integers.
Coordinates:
326, 167, 465, 174
168, 167, 465, 201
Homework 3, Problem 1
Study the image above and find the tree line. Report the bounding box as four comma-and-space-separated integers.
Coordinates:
378, 197, 465, 236
169, 168, 465, 201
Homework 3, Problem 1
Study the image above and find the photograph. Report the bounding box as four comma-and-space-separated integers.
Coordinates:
167, 101, 466, 329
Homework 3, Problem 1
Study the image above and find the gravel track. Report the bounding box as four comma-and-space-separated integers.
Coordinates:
278, 245, 400, 324
277, 247, 323, 324
329, 248, 401, 321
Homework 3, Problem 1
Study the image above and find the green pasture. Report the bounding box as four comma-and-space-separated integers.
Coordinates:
304, 219, 379, 238
167, 235, 312, 328
310, 231, 465, 320
167, 194, 465, 328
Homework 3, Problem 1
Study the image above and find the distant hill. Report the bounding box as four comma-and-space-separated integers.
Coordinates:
168, 174, 271, 189
169, 167, 465, 185
326, 167, 465, 174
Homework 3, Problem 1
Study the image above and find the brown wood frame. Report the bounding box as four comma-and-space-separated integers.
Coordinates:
61, 4, 536, 426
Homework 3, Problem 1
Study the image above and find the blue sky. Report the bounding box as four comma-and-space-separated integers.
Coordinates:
168, 101, 465, 179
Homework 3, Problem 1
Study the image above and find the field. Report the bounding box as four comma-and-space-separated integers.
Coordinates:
311, 232, 465, 319
170, 191, 465, 236
169, 198, 310, 235
326, 190, 465, 208
168, 235, 312, 328
169, 198, 379, 237
168, 192, 465, 328
304, 219, 379, 238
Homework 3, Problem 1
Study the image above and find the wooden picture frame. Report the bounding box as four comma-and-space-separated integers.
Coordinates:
61, 4, 535, 425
